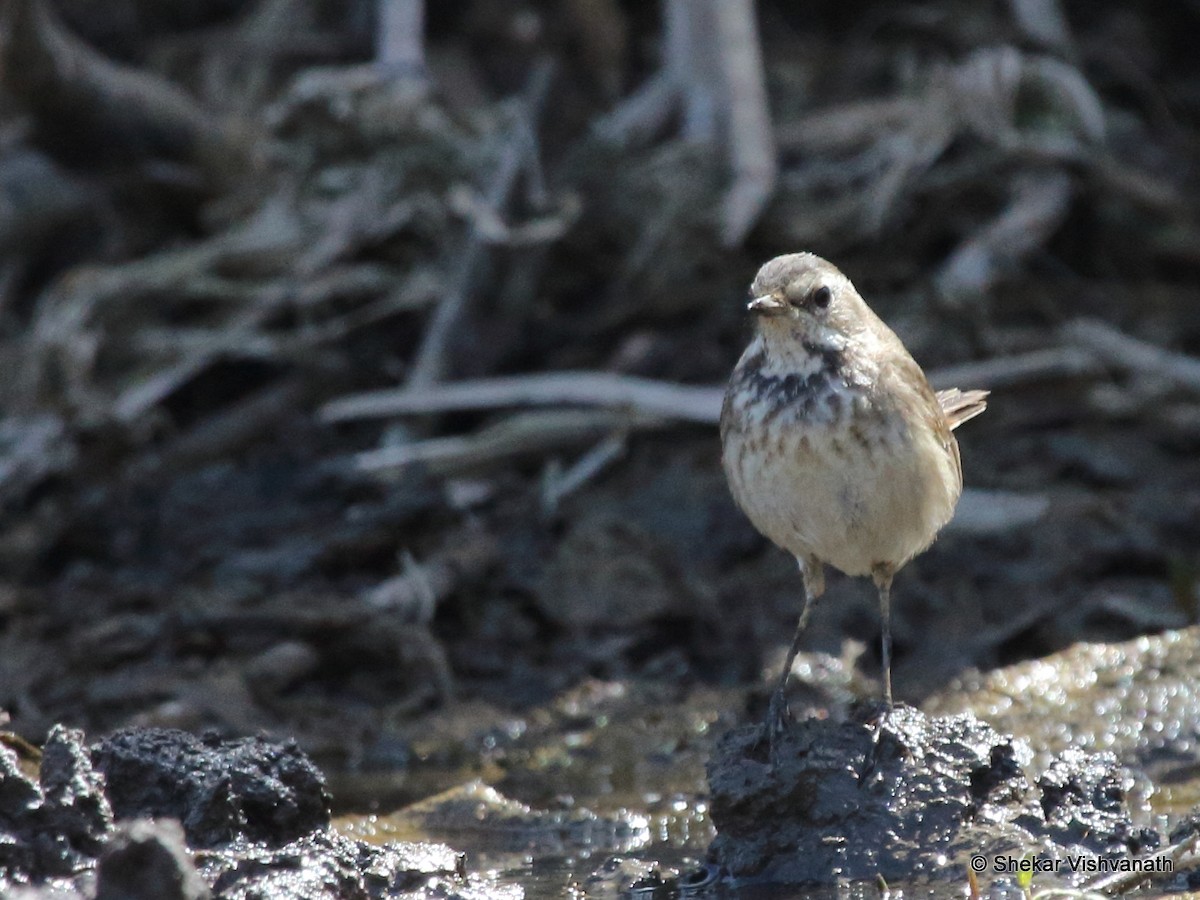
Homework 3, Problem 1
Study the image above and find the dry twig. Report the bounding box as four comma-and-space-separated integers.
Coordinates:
664, 0, 721, 143
362, 533, 497, 621
593, 0, 775, 244
540, 434, 628, 514
324, 346, 1105, 431
928, 347, 1102, 391
947, 489, 1050, 535
406, 58, 554, 386
0, 415, 75, 504
590, 71, 678, 146
1083, 832, 1200, 895
0, 0, 250, 180
124, 379, 309, 480
1006, 0, 1074, 55
773, 45, 1105, 246
1062, 318, 1200, 394
346, 409, 669, 474
934, 171, 1073, 304
713, 0, 777, 246
376, 0, 425, 76
322, 371, 722, 424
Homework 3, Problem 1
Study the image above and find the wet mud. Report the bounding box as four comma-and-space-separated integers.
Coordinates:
707, 704, 1158, 886
9, 630, 1200, 898
0, 726, 511, 900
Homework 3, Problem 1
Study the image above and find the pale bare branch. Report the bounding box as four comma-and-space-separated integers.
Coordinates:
324, 347, 1106, 431
934, 171, 1073, 304
376, 0, 425, 76
1062, 318, 1200, 393
713, 0, 776, 246
322, 371, 723, 424
929, 347, 1102, 391
348, 409, 669, 474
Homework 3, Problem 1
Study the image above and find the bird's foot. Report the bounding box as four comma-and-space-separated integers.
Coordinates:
865, 698, 904, 772
875, 699, 893, 732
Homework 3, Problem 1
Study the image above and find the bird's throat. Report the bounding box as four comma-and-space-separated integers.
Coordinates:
757, 326, 847, 379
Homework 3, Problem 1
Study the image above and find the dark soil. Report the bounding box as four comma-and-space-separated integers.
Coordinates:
707, 704, 1158, 884
0, 725, 496, 899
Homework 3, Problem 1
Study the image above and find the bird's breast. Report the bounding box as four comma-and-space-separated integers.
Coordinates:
720, 348, 961, 575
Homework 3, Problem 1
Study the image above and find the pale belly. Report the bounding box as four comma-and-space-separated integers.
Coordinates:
722, 411, 961, 576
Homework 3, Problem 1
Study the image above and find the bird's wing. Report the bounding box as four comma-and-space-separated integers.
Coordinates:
936, 388, 989, 431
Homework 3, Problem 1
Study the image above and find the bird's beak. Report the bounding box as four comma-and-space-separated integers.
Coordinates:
747, 294, 787, 316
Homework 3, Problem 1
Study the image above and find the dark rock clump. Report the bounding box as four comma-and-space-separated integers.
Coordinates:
95, 819, 211, 900
91, 728, 330, 848
0, 724, 113, 881
707, 704, 1157, 885
1, 725, 504, 900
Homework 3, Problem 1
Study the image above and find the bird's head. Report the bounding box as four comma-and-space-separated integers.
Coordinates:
746, 252, 866, 346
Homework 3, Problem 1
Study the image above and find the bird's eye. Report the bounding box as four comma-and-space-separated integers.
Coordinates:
811, 286, 832, 309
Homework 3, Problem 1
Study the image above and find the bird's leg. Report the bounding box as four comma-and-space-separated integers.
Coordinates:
864, 564, 899, 772
767, 556, 824, 753
871, 564, 897, 712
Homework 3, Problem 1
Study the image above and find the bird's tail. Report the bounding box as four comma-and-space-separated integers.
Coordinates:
937, 388, 989, 430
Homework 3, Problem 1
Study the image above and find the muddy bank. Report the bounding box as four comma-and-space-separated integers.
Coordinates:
699, 628, 1200, 891
0, 726, 509, 900
9, 630, 1200, 897
928, 627, 1200, 772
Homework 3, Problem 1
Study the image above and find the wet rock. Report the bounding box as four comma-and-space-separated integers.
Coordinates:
0, 740, 42, 878
199, 830, 472, 900
706, 705, 1155, 885
3, 724, 518, 900
582, 856, 718, 898
96, 819, 210, 900
0, 724, 113, 881
91, 728, 330, 848
40, 725, 113, 859
391, 780, 650, 854
1037, 748, 1157, 852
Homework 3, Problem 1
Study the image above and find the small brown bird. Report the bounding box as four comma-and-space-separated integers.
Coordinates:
720, 252, 987, 737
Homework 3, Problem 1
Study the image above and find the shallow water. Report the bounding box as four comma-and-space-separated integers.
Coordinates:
337, 631, 1200, 898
